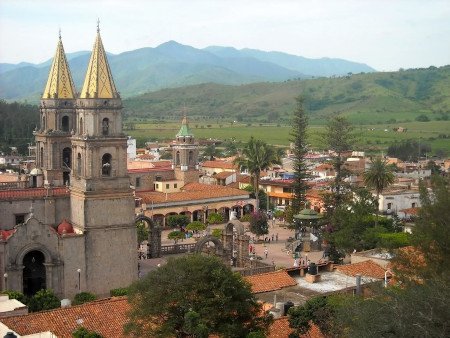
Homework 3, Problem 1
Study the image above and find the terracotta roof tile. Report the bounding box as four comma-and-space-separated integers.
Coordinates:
244, 270, 297, 293
214, 171, 235, 179
268, 317, 324, 338
202, 160, 236, 170
336, 260, 389, 279
1, 297, 130, 338
137, 183, 249, 204
399, 207, 419, 215
0, 187, 68, 200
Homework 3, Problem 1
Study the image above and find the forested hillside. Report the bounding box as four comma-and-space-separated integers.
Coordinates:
124, 65, 450, 125
0, 100, 39, 155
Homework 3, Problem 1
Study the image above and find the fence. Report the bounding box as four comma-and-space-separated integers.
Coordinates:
160, 243, 197, 255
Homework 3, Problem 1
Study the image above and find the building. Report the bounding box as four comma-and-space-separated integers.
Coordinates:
0, 28, 137, 299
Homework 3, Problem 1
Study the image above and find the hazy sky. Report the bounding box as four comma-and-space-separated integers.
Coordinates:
1, 0, 449, 71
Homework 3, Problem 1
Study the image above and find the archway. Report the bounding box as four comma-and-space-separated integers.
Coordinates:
23, 250, 46, 296
195, 235, 224, 257
135, 215, 161, 258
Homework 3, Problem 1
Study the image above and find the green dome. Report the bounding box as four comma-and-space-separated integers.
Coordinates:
294, 208, 323, 220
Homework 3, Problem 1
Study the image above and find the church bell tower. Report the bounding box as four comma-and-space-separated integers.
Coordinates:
172, 116, 199, 184
70, 25, 137, 295
35, 33, 76, 187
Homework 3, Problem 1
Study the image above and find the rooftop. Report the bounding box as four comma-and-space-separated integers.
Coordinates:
244, 270, 297, 293
336, 260, 390, 279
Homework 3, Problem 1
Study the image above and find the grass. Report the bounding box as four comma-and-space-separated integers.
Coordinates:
126, 120, 450, 157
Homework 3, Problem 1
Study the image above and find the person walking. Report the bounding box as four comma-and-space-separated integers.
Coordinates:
264, 247, 268, 259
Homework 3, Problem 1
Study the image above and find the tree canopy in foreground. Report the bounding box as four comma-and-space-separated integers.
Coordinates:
125, 254, 271, 337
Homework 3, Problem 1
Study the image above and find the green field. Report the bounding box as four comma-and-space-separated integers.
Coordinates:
126, 120, 450, 157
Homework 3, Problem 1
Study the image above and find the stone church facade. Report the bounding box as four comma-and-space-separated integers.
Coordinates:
0, 27, 137, 299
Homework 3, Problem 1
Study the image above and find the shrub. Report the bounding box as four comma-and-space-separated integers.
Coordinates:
207, 212, 224, 224
249, 211, 269, 237
211, 229, 222, 238
186, 221, 206, 232
28, 289, 60, 312
240, 214, 251, 222
73, 292, 97, 306
1, 290, 27, 304
110, 287, 129, 297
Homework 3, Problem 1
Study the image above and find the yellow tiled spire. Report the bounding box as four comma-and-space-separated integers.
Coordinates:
80, 24, 119, 99
42, 32, 76, 99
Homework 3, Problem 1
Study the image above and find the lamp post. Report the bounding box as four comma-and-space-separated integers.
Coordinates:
3, 273, 7, 291
77, 269, 81, 293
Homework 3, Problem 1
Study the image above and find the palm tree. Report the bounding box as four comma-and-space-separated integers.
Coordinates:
233, 137, 281, 210
363, 157, 395, 226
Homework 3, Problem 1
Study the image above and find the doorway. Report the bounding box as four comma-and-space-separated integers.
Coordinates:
23, 250, 46, 296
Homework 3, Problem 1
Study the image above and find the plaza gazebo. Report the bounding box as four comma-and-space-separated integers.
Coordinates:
293, 208, 324, 252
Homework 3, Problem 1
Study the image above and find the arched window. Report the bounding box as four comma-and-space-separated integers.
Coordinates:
188, 151, 194, 165
62, 147, 71, 168
40, 147, 44, 167
176, 151, 180, 166
62, 116, 69, 132
102, 118, 109, 136
77, 153, 82, 176
79, 118, 83, 135
42, 116, 46, 130
102, 153, 112, 176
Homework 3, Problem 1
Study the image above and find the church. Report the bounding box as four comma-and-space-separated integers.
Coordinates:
0, 27, 137, 299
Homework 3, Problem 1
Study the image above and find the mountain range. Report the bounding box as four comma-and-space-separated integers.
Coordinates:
0, 41, 375, 102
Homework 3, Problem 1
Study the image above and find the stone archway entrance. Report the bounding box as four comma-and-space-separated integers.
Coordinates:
136, 215, 161, 258
23, 250, 46, 296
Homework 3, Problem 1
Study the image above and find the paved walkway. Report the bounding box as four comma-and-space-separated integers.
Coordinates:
138, 220, 325, 277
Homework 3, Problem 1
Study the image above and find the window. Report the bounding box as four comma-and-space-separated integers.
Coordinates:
154, 183, 159, 189
42, 116, 46, 130
102, 153, 112, 176
155, 176, 162, 181
412, 202, 416, 208
77, 153, 82, 176
135, 177, 141, 187
62, 147, 71, 168
15, 214, 25, 225
176, 152, 180, 165
79, 118, 83, 135
174, 183, 177, 189
62, 116, 69, 132
40, 147, 44, 167
166, 184, 170, 189
102, 118, 109, 136
188, 151, 194, 165
282, 187, 292, 193
387, 203, 392, 210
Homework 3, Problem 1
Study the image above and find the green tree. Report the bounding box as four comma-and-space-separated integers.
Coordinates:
202, 144, 221, 160
167, 230, 185, 244
136, 220, 149, 244
290, 96, 310, 214
249, 211, 269, 238
207, 212, 224, 224
72, 326, 103, 338
211, 228, 222, 238
324, 116, 354, 213
1, 290, 27, 304
28, 289, 60, 312
73, 292, 97, 306
363, 157, 395, 226
167, 214, 190, 229
234, 137, 281, 210
125, 255, 272, 337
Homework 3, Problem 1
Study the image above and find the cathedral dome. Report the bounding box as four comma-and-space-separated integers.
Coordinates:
57, 219, 74, 235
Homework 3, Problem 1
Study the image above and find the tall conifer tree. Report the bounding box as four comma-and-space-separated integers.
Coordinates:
290, 96, 310, 214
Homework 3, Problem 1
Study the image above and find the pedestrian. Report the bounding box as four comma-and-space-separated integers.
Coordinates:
271, 234, 274, 241
264, 248, 268, 259
272, 259, 275, 266
249, 244, 253, 253
276, 233, 278, 241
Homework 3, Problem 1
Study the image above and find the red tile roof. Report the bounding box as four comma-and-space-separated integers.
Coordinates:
202, 160, 236, 170
336, 260, 390, 279
214, 171, 235, 179
0, 187, 68, 200
137, 183, 249, 204
244, 270, 297, 293
268, 317, 324, 338
1, 297, 131, 338
399, 207, 419, 215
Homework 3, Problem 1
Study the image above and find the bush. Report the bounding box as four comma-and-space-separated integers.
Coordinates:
207, 212, 224, 224
249, 211, 269, 237
110, 287, 129, 297
186, 221, 206, 232
211, 229, 222, 238
72, 326, 103, 338
73, 292, 97, 305
28, 289, 60, 312
167, 215, 190, 229
1, 290, 27, 304
240, 214, 251, 222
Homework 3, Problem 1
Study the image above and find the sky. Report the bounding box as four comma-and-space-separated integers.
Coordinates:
0, 0, 449, 71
